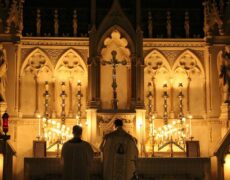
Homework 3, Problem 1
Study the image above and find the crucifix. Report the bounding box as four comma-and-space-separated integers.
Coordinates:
101, 50, 127, 110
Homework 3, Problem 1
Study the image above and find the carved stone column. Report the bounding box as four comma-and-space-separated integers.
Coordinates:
187, 77, 191, 114
203, 77, 207, 118
87, 56, 99, 108
86, 109, 97, 145
135, 23, 144, 109
127, 65, 131, 108
204, 45, 212, 115
18, 76, 22, 117
34, 75, 39, 116
14, 44, 21, 115
135, 57, 145, 108
131, 54, 136, 109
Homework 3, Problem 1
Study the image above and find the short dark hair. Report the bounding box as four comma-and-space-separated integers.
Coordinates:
114, 119, 123, 127
72, 125, 82, 136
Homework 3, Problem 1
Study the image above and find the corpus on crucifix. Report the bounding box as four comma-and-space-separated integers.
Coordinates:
101, 50, 127, 110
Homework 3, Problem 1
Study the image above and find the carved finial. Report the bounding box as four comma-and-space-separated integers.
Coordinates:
166, 10, 171, 38
17, 0, 24, 34
54, 9, 59, 36
202, 1, 211, 36
148, 11, 153, 38
211, 1, 224, 35
73, 9, 78, 37
36, 9, 41, 36
219, 0, 225, 16
184, 11, 190, 38
5, 0, 21, 34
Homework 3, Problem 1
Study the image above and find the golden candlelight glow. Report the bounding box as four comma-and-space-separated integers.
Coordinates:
224, 154, 230, 180
0, 154, 3, 179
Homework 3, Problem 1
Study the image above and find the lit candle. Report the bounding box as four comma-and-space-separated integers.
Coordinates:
45, 81, 49, 91
77, 80, 81, 89
61, 82, 65, 91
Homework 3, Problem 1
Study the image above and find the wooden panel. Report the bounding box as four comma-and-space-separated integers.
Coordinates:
186, 140, 200, 157
33, 141, 46, 157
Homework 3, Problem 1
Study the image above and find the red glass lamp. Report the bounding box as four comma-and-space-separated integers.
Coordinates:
2, 112, 9, 135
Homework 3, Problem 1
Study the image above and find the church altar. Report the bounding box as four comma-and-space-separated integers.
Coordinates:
24, 157, 102, 180
24, 156, 210, 180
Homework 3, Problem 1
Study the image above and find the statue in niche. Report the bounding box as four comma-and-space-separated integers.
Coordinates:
0, 48, 7, 102
219, 46, 230, 103
36, 9, 41, 36
148, 11, 153, 38
54, 9, 59, 36
166, 11, 171, 38
184, 11, 190, 38
73, 9, 78, 36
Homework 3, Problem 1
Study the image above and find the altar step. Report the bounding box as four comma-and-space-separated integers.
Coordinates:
24, 157, 211, 180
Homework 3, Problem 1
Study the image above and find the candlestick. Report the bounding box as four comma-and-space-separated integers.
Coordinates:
37, 114, 41, 139
76, 80, 82, 125
188, 115, 192, 138
60, 82, 67, 125
163, 84, 168, 125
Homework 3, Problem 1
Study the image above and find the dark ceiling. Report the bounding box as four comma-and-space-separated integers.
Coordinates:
24, 0, 202, 9
23, 0, 204, 37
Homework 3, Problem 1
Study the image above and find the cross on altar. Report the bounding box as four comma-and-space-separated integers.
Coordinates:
101, 50, 127, 110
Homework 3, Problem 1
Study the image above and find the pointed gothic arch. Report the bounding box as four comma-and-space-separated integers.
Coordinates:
95, 0, 136, 49
144, 49, 171, 83
172, 49, 205, 117
172, 49, 204, 77
97, 26, 134, 57
55, 48, 87, 82
20, 48, 54, 77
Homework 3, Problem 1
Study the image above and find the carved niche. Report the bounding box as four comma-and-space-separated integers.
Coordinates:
98, 113, 135, 137
22, 49, 53, 77
55, 49, 86, 82
100, 30, 131, 109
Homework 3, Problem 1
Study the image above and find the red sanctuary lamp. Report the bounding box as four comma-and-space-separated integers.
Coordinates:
1, 112, 11, 180
2, 112, 9, 135
0, 112, 10, 140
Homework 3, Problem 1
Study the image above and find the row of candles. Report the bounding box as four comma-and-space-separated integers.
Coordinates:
37, 80, 83, 144
146, 82, 193, 154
